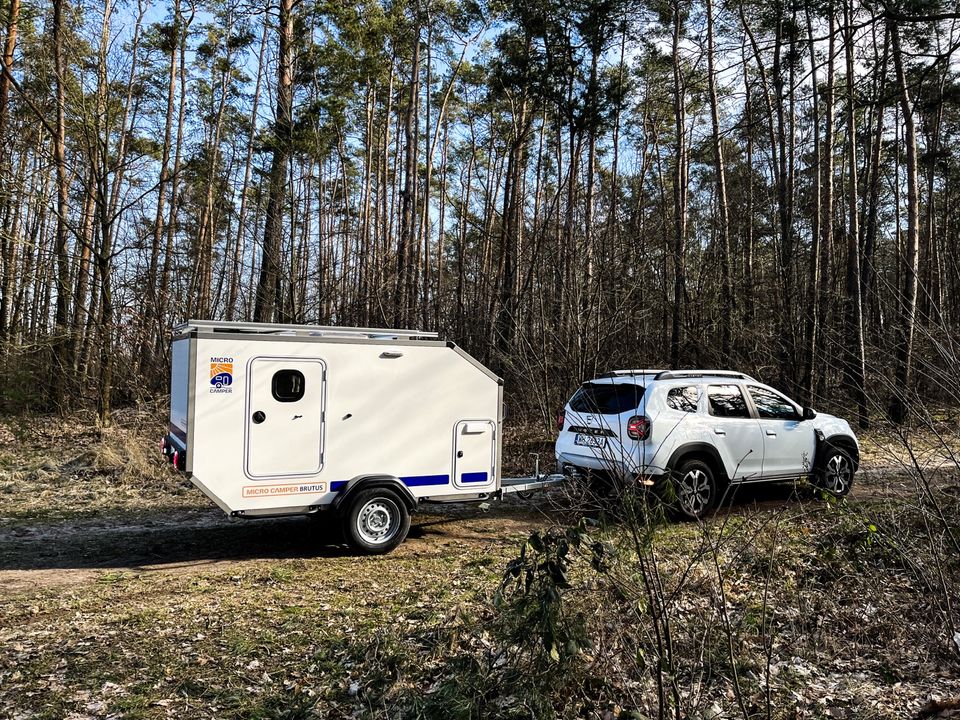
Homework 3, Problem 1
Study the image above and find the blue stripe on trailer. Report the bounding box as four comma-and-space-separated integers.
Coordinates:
329, 474, 451, 493
461, 471, 489, 484
401, 474, 450, 487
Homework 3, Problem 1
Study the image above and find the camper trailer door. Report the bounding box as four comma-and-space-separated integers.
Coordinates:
244, 357, 326, 479
452, 420, 496, 489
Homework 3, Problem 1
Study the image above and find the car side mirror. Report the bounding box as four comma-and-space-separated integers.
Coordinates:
802, 407, 817, 421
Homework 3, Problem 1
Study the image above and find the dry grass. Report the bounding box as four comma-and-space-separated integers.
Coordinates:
0, 413, 958, 719
0, 409, 200, 523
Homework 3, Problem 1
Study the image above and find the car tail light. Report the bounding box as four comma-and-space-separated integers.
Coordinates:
627, 415, 650, 441
557, 409, 566, 430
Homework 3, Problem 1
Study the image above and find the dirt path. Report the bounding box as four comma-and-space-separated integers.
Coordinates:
2, 462, 952, 595
0, 499, 556, 593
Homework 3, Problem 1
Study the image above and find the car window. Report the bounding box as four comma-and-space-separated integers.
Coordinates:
569, 383, 644, 415
666, 386, 699, 412
748, 385, 800, 420
707, 385, 751, 418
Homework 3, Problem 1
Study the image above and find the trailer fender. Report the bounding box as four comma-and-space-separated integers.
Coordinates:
331, 475, 418, 514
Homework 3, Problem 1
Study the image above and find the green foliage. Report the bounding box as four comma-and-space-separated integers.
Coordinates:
497, 521, 598, 666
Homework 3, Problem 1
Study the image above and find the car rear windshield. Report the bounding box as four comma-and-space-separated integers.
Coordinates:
569, 383, 644, 415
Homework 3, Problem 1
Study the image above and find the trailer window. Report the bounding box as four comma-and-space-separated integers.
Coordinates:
272, 369, 305, 402
569, 383, 644, 415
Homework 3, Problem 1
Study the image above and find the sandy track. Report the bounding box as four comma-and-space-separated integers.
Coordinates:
0, 463, 954, 593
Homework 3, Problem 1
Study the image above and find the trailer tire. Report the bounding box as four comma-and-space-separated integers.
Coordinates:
342, 488, 410, 554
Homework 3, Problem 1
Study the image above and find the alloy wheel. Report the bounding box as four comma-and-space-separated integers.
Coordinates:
823, 453, 852, 495
678, 468, 711, 517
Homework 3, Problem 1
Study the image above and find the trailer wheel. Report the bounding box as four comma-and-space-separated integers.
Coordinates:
342, 488, 410, 554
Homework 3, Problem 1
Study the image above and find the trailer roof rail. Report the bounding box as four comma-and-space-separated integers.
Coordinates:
176, 319, 439, 340
654, 369, 756, 382
597, 369, 667, 378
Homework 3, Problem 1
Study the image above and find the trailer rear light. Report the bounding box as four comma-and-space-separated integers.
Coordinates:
557, 409, 566, 430
160, 437, 167, 455
627, 415, 650, 441
172, 450, 185, 472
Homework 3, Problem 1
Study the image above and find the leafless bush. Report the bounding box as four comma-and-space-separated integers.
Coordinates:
488, 345, 960, 718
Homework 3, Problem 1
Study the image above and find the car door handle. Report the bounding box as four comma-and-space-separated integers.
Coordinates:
766, 430, 777, 437
714, 428, 726, 436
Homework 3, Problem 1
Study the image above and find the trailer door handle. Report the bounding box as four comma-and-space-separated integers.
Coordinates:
252, 411, 266, 424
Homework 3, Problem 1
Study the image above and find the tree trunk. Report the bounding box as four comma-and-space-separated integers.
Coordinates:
140, 0, 180, 373
51, 0, 72, 405
802, 6, 821, 403
670, 0, 686, 368
394, 28, 419, 327
0, 0, 20, 342
254, 0, 294, 323
158, 5, 192, 339
860, 27, 887, 339
816, 5, 836, 400
842, 0, 867, 429
706, 0, 732, 357
228, 17, 267, 321
888, 21, 919, 424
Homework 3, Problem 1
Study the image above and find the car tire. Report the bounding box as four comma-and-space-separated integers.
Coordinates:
342, 488, 410, 554
670, 459, 717, 520
814, 446, 855, 497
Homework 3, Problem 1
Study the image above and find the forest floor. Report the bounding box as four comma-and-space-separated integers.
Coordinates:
1, 410, 959, 719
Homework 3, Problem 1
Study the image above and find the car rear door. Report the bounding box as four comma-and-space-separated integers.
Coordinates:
705, 384, 764, 481
562, 381, 645, 464
747, 385, 817, 478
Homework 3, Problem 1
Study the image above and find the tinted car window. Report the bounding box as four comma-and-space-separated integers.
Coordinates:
748, 386, 800, 420
569, 383, 644, 415
707, 385, 751, 418
667, 386, 699, 412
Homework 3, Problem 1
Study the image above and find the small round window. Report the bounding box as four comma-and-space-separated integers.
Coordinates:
272, 369, 305, 402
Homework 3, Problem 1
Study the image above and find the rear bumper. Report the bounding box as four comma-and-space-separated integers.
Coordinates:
555, 450, 667, 478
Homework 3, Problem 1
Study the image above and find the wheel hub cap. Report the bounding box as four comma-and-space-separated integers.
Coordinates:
357, 500, 397, 545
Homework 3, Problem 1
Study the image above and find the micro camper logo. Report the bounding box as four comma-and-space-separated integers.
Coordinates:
210, 358, 234, 393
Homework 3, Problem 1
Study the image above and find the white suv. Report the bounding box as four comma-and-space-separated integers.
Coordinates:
555, 370, 860, 518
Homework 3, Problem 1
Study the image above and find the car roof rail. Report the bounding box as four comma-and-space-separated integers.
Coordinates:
654, 369, 757, 382
596, 369, 667, 378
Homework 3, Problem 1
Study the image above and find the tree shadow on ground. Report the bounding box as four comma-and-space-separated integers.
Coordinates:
0, 481, 815, 573
0, 501, 548, 573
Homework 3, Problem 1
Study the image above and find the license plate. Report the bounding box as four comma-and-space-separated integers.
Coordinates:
575, 433, 607, 449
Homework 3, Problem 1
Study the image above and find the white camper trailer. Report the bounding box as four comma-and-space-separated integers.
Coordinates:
162, 320, 557, 553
